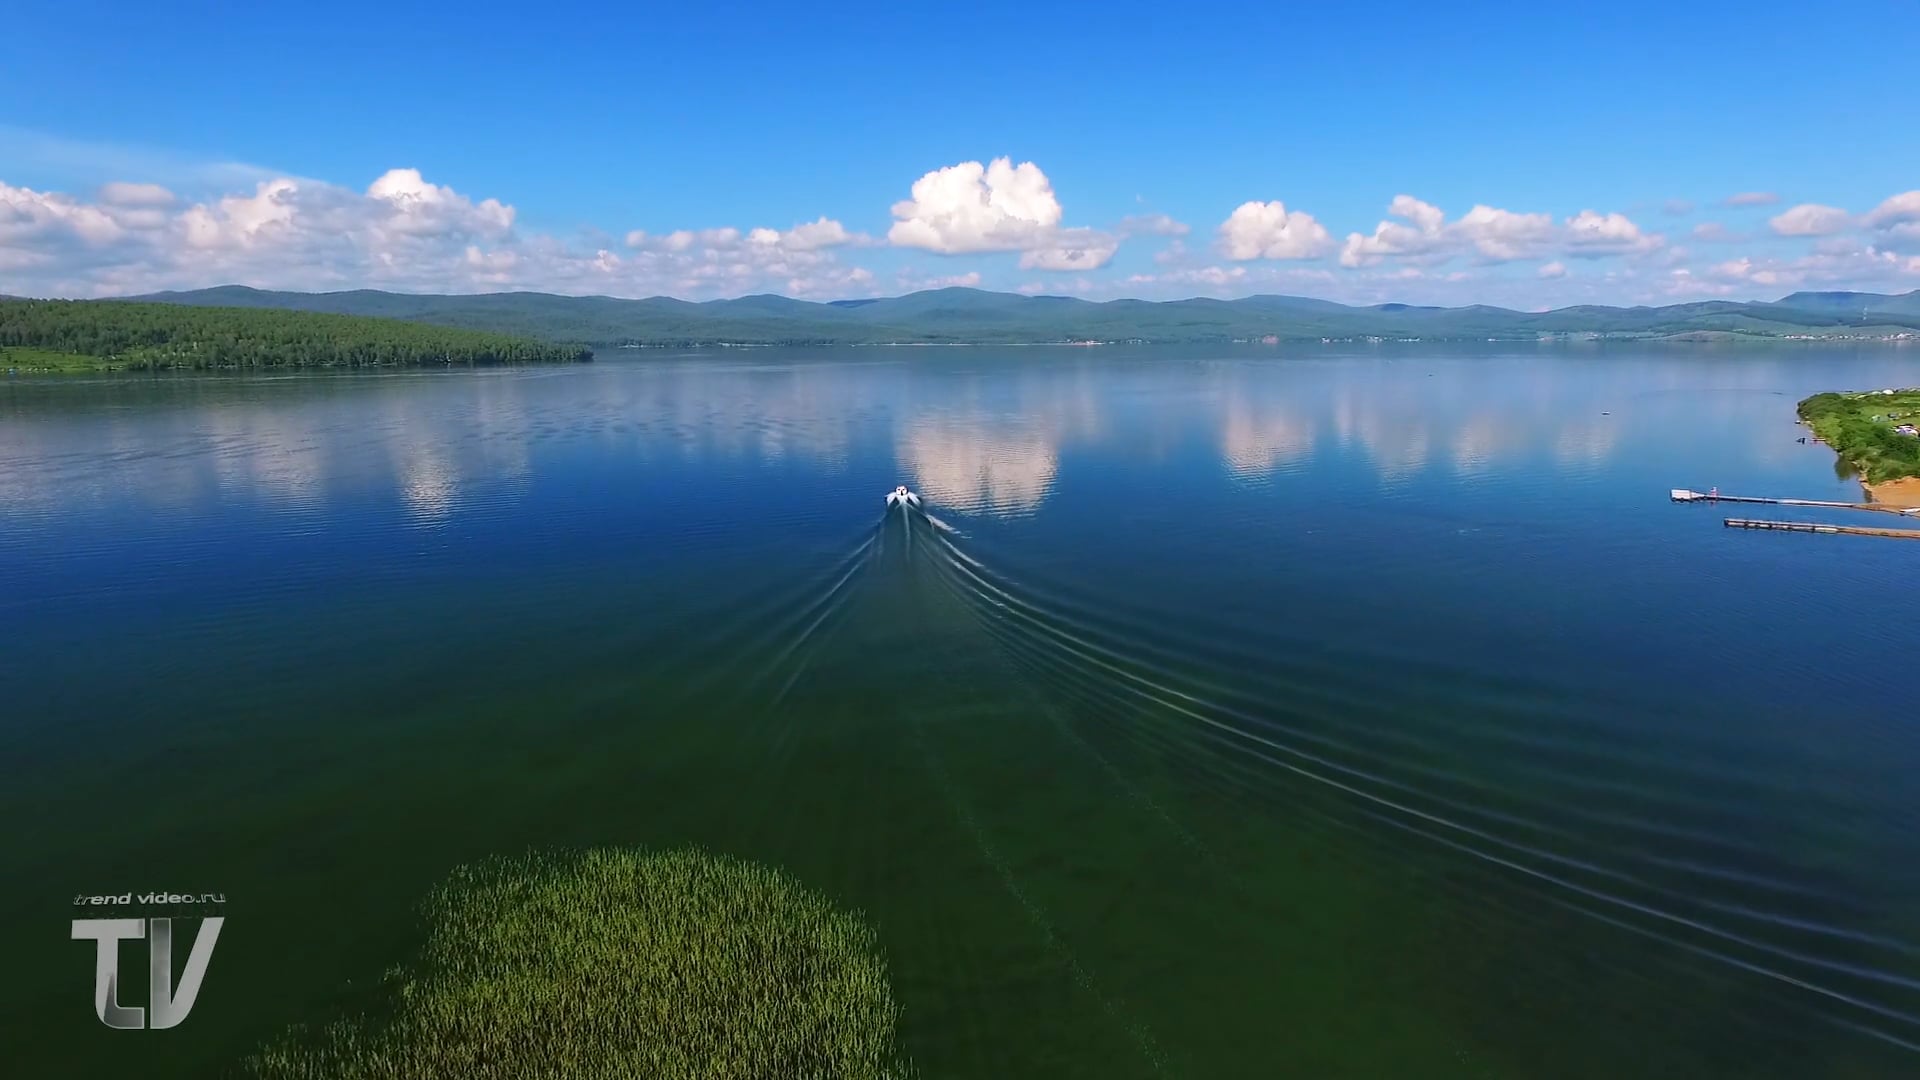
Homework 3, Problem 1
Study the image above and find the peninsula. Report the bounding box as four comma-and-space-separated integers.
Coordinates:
1798, 389, 1920, 508
0, 299, 592, 373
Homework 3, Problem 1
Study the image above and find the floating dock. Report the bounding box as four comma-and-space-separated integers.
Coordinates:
1724, 518, 1920, 540
1670, 489, 1917, 516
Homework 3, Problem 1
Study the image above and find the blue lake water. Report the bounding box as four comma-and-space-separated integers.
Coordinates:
3, 344, 1918, 1077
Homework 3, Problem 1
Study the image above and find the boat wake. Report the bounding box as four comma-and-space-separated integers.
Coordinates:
711, 488, 1920, 1063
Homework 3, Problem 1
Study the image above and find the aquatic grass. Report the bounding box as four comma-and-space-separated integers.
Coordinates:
1, 346, 123, 373
247, 847, 914, 1079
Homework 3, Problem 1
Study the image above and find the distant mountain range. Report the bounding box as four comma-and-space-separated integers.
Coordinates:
123, 285, 1920, 347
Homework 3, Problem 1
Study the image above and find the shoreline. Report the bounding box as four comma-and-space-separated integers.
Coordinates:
1864, 476, 1920, 509
1797, 389, 1920, 506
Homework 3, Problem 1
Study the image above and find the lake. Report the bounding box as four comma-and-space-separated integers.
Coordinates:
4, 344, 1918, 1078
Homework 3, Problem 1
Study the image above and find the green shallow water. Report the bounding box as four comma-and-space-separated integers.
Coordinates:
3, 345, 1918, 1077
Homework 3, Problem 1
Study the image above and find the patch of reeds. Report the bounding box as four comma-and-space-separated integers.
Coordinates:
247, 847, 914, 1079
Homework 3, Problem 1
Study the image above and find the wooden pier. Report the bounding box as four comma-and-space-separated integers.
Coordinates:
1724, 517, 1920, 540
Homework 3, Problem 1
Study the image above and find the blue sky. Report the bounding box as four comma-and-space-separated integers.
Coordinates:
3, 0, 1917, 305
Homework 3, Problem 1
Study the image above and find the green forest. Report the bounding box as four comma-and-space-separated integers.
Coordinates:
1797, 389, 1920, 483
0, 299, 592, 372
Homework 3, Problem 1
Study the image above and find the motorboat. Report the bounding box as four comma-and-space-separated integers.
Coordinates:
886, 485, 921, 508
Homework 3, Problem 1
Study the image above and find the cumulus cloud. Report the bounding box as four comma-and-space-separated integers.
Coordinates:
1459, 205, 1561, 260
10, 160, 1917, 308
1865, 191, 1920, 229
1340, 196, 1450, 266
1564, 209, 1664, 256
1768, 203, 1852, 237
626, 217, 860, 258
760, 219, 860, 251
1340, 197, 1665, 268
1340, 196, 1566, 266
0, 169, 876, 300
1863, 191, 1920, 250
1723, 191, 1780, 207
887, 157, 1116, 272
1672, 244, 1920, 296
1663, 199, 1696, 216
1, 181, 135, 247
1218, 200, 1333, 260
888, 158, 1061, 253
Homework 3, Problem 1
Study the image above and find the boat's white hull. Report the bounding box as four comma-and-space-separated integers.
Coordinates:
886, 490, 922, 508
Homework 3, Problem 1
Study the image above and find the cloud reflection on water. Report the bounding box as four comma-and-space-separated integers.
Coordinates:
0, 348, 1897, 528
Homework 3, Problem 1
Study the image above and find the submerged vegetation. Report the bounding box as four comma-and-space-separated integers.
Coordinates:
0, 299, 591, 371
1797, 389, 1920, 484
246, 847, 914, 1080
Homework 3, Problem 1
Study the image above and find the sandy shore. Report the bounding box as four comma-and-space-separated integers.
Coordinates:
1863, 476, 1920, 508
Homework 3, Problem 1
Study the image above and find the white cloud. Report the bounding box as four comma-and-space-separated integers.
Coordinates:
1864, 190, 1920, 229
887, 157, 1060, 253
7, 158, 1915, 308
1218, 200, 1333, 260
781, 216, 856, 250
1341, 195, 1449, 266
1456, 205, 1559, 260
1563, 209, 1664, 256
1, 181, 132, 247
366, 168, 514, 236
1018, 227, 1120, 271
1663, 199, 1695, 216
1768, 203, 1851, 236
1130, 265, 1248, 288
785, 265, 876, 299
626, 217, 860, 257
1708, 257, 1755, 281
169, 169, 517, 262
0, 169, 876, 300
1864, 191, 1920, 251
1723, 191, 1780, 207
1681, 245, 1920, 295
886, 157, 1116, 272
1340, 196, 1569, 266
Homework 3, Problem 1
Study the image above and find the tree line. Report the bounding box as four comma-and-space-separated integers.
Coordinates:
0, 299, 593, 370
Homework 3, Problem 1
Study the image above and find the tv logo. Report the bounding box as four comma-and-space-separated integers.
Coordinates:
71, 917, 224, 1030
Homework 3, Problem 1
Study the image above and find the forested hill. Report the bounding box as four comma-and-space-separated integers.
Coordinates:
122, 284, 1920, 347
0, 299, 593, 372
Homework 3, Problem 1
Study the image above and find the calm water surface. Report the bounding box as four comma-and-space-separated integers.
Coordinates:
3, 346, 1918, 1077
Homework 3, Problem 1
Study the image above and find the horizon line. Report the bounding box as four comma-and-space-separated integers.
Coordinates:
46, 282, 1912, 316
